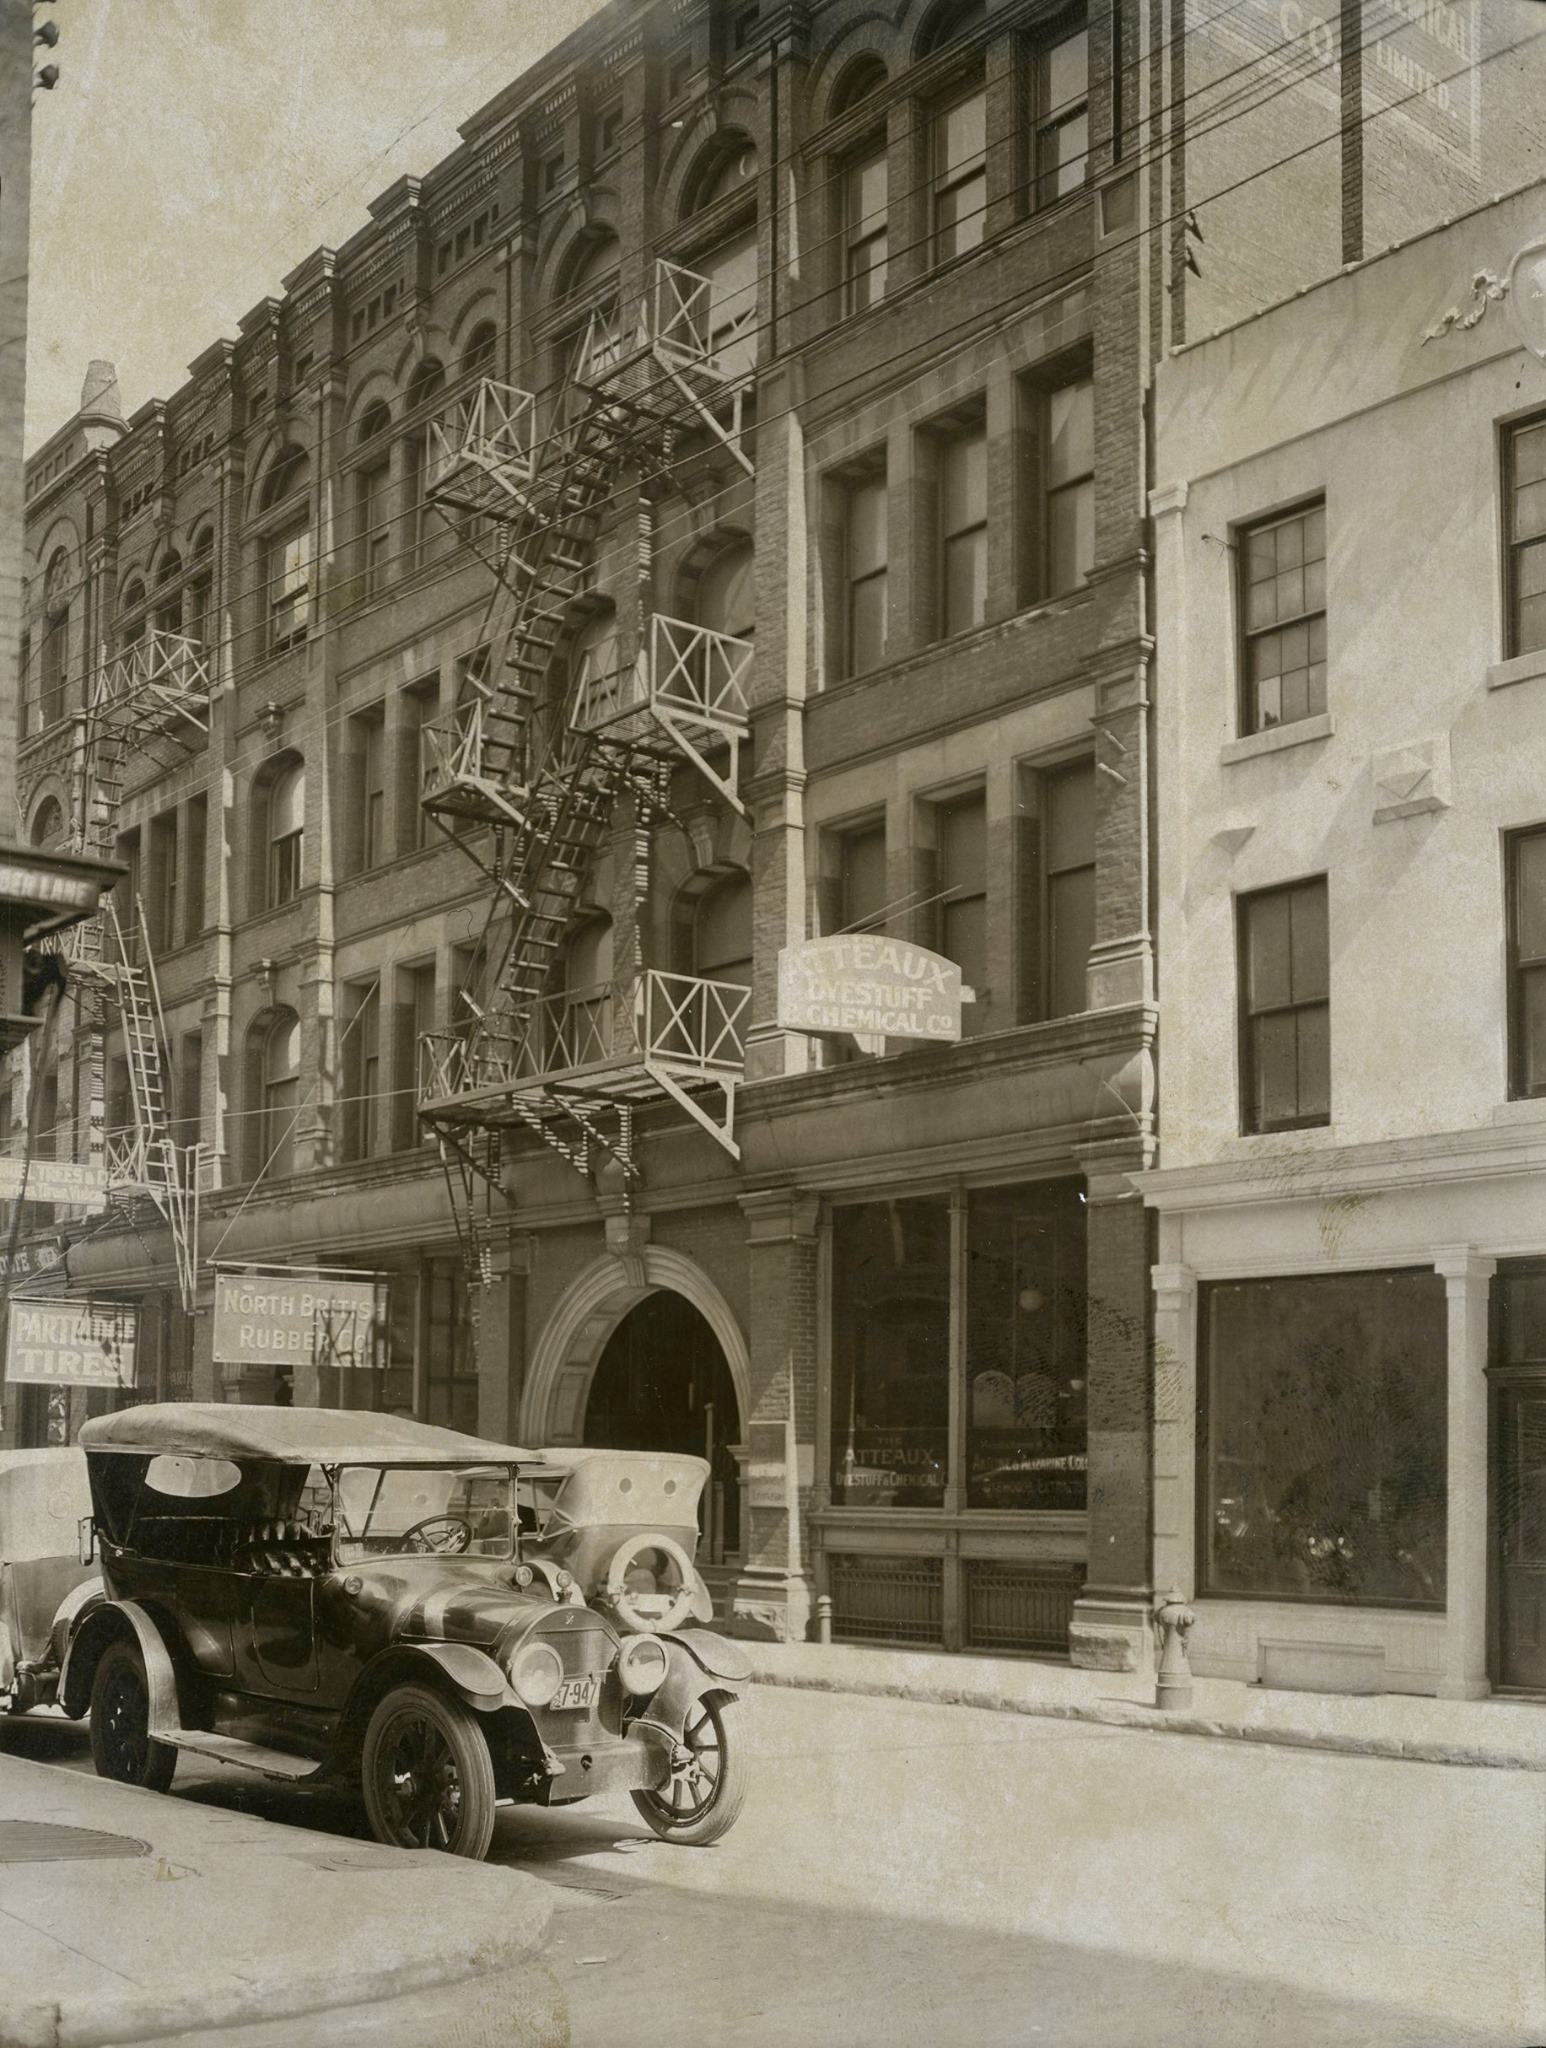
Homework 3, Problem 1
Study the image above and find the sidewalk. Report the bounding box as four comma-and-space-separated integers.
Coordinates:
0, 1752, 565, 2048
744, 1638, 1546, 1771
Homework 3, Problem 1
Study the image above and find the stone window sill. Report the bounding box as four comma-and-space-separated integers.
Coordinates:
1492, 1096, 1546, 1126
1486, 650, 1546, 693
1220, 713, 1333, 766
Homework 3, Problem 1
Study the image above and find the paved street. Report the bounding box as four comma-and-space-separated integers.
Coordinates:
6, 1683, 1542, 2048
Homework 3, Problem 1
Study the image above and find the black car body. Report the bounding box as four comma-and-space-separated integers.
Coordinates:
64, 1404, 749, 1859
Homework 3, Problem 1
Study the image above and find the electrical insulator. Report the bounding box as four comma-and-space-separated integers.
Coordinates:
35, 62, 60, 89
35, 21, 59, 47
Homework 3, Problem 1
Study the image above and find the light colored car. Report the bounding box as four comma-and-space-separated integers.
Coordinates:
0, 1447, 102, 1715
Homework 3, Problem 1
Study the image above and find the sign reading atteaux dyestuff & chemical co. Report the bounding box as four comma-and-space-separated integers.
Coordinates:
776, 936, 966, 1043
5, 1297, 139, 1388
211, 1267, 385, 1370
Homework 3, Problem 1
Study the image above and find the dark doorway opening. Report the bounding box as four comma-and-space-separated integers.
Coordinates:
583, 1290, 741, 1563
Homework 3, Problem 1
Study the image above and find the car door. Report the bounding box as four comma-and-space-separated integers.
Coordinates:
246, 1571, 319, 1693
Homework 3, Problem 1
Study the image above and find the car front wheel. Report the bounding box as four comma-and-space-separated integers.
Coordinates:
631, 1691, 747, 1846
361, 1683, 496, 1860
89, 1641, 177, 1792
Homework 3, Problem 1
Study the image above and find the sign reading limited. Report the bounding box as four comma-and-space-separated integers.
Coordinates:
777, 937, 965, 1043
6, 1297, 139, 1388
212, 1270, 384, 1369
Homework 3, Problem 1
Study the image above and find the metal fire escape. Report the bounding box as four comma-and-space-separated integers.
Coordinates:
50, 630, 212, 1310
417, 259, 756, 1281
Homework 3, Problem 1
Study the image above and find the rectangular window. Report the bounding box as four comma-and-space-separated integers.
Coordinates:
1035, 28, 1090, 208
1239, 499, 1327, 733
940, 420, 988, 639
1509, 826, 1546, 1098
183, 795, 207, 938
356, 458, 391, 598
932, 88, 986, 264
405, 676, 441, 850
1506, 412, 1546, 658
1200, 1269, 1446, 1608
396, 961, 437, 1150
598, 104, 623, 158
1045, 378, 1094, 597
843, 148, 888, 316
150, 811, 178, 953
1042, 758, 1095, 1019
341, 977, 381, 1162
844, 469, 888, 678
359, 706, 387, 871
176, 1031, 202, 1152
268, 520, 311, 652
936, 790, 988, 1008
831, 1196, 951, 1507
423, 1259, 476, 1432
965, 1180, 1087, 1509
1239, 876, 1330, 1133
841, 820, 888, 935
186, 572, 213, 652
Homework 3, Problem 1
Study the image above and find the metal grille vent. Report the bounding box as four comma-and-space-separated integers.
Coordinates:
829, 1554, 944, 1646
0, 1821, 150, 1864
963, 1561, 1080, 1654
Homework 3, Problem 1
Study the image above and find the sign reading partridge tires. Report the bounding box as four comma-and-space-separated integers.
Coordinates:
776, 937, 965, 1043
212, 1270, 384, 1370
6, 1298, 139, 1388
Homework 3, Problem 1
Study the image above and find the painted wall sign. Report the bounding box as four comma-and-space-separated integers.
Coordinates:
6, 1297, 138, 1388
776, 937, 964, 1043
212, 1271, 384, 1368
0, 1157, 107, 1210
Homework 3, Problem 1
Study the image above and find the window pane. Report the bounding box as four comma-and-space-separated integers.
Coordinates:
830, 1198, 951, 1507
1523, 966, 1546, 1096
940, 793, 986, 892
1295, 1001, 1331, 1120
935, 91, 986, 177
850, 572, 887, 672
1251, 1009, 1300, 1127
944, 526, 987, 635
849, 476, 887, 576
1045, 29, 1089, 113
1515, 419, 1546, 493
847, 151, 887, 236
935, 170, 986, 259
1048, 864, 1093, 1017
1289, 875, 1329, 1001
1047, 380, 1094, 487
942, 426, 987, 533
1516, 832, 1546, 960
1048, 478, 1094, 594
965, 1180, 1087, 1510
943, 893, 986, 991
848, 233, 888, 311
1037, 113, 1089, 203
842, 825, 888, 931
1045, 760, 1096, 872
1202, 1271, 1447, 1605
1245, 889, 1292, 1010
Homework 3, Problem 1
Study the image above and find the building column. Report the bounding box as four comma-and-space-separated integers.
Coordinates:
475, 1232, 531, 1445
1151, 1258, 1198, 1600
1436, 1248, 1495, 1700
732, 1188, 819, 1642
1070, 1142, 1155, 1673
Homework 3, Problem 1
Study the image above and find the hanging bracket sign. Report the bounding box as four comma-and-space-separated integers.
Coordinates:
776, 937, 966, 1043
6, 1297, 139, 1389
212, 1269, 385, 1370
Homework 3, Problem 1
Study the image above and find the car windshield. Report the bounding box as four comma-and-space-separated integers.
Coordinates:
333, 1463, 516, 1562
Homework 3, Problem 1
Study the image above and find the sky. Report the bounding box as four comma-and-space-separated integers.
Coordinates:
26, 0, 601, 451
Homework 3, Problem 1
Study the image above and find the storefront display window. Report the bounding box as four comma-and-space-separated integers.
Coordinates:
965, 1181, 1086, 1509
831, 1197, 950, 1506
316, 1254, 464, 1423
1200, 1269, 1446, 1608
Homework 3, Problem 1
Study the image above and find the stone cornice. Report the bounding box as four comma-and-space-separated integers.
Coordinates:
1136, 1117, 1546, 1211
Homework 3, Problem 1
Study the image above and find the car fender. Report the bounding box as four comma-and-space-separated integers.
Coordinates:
667, 1627, 751, 1683
647, 1632, 745, 1735
60, 1600, 182, 1732
350, 1641, 511, 1721
49, 1575, 106, 1673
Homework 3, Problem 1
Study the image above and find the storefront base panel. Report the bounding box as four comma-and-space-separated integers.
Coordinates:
1189, 1600, 1448, 1697
1069, 1595, 1154, 1675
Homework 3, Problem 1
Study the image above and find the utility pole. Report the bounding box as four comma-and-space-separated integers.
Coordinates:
0, 0, 116, 1051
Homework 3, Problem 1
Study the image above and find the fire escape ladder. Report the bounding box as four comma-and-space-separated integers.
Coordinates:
434, 1129, 508, 1290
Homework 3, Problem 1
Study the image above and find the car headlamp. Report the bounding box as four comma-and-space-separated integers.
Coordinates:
509, 1639, 564, 1707
616, 1633, 669, 1698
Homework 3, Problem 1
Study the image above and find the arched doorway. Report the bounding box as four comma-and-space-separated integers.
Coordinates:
583, 1291, 741, 1564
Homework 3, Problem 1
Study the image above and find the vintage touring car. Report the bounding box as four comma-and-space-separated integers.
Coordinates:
0, 1448, 102, 1715
63, 1404, 750, 1859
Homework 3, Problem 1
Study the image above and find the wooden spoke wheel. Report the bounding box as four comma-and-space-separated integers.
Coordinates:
361, 1683, 496, 1860
88, 1641, 177, 1793
631, 1692, 747, 1846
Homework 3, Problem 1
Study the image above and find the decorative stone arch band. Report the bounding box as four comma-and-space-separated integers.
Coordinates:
520, 1245, 752, 1451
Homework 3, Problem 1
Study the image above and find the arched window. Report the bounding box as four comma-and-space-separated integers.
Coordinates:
559, 235, 622, 380
555, 915, 613, 1066
406, 359, 446, 413
154, 548, 183, 636
120, 576, 147, 647
356, 399, 392, 446
252, 1009, 301, 1180
687, 139, 757, 217
403, 362, 447, 566
692, 870, 753, 989
697, 229, 758, 377
40, 547, 70, 723
258, 444, 309, 513
829, 54, 887, 118
156, 548, 182, 585
263, 758, 305, 908
29, 795, 65, 849
918, 0, 986, 57
460, 322, 498, 381
694, 540, 755, 641
187, 527, 215, 651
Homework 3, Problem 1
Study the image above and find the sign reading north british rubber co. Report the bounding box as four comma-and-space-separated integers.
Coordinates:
212, 1271, 384, 1369
776, 937, 965, 1043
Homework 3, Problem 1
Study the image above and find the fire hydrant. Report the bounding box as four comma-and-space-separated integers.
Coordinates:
1154, 1588, 1196, 1711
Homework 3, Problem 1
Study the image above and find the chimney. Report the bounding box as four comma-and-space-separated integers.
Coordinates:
79, 359, 122, 419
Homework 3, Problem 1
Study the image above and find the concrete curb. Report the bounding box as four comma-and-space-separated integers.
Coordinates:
746, 1663, 1546, 1773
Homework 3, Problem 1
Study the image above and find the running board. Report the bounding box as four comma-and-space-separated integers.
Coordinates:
158, 1729, 328, 1782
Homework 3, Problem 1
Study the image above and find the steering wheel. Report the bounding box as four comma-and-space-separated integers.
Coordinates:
401, 1514, 473, 1555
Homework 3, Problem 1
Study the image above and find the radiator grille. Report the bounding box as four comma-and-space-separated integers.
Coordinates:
828, 1554, 943, 1646
963, 1560, 1080, 1654
533, 1615, 620, 1745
